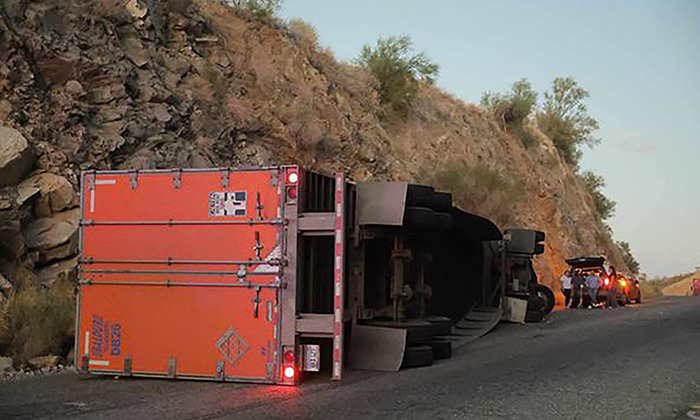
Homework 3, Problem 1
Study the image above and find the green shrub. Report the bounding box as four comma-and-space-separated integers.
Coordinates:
536, 77, 600, 167
481, 79, 537, 128
422, 160, 525, 227
481, 79, 538, 148
617, 240, 640, 274
638, 281, 663, 300
227, 0, 282, 20
0, 281, 76, 364
356, 36, 439, 117
580, 170, 616, 220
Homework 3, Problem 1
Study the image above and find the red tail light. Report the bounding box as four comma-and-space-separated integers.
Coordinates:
286, 185, 298, 200
281, 346, 297, 385
286, 170, 299, 184
285, 169, 298, 203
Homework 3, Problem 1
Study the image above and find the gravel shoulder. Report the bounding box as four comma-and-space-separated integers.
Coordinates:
1, 296, 698, 420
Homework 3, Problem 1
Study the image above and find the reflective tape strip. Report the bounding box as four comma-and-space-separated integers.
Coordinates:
88, 360, 110, 366
94, 179, 116, 185
332, 172, 345, 381
84, 331, 90, 354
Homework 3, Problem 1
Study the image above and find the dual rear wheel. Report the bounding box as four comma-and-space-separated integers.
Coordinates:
526, 284, 555, 322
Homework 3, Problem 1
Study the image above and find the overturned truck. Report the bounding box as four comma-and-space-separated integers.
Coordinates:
76, 166, 553, 385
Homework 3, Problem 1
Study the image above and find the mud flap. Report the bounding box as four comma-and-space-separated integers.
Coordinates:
349, 325, 407, 372
502, 297, 527, 324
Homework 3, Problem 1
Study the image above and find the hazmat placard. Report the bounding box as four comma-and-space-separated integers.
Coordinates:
208, 191, 247, 217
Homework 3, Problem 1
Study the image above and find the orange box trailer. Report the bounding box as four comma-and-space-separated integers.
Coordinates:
76, 167, 346, 385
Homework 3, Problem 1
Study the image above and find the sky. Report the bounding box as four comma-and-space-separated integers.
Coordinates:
280, 0, 700, 278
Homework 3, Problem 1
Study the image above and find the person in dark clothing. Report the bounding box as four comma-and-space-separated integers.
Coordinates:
605, 266, 619, 308
571, 270, 585, 308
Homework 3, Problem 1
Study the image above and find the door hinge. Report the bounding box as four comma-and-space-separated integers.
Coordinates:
130, 171, 139, 189
123, 355, 132, 375
172, 169, 182, 189
216, 360, 225, 380
221, 168, 230, 188
168, 357, 177, 378
237, 265, 247, 282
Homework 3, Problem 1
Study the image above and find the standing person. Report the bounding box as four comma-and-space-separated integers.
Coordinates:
561, 270, 573, 308
585, 271, 601, 308
605, 266, 619, 308
571, 270, 584, 308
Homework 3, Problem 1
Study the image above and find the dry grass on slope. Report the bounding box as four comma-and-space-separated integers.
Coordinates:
0, 281, 75, 365
631, 272, 696, 300
661, 272, 700, 297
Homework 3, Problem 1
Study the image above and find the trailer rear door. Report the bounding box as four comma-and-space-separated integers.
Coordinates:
77, 169, 284, 383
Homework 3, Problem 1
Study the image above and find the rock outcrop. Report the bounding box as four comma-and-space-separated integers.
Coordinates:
0, 129, 79, 294
0, 127, 33, 187
0, 0, 628, 306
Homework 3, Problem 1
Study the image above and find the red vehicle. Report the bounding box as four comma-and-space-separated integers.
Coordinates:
692, 279, 700, 296
616, 275, 642, 304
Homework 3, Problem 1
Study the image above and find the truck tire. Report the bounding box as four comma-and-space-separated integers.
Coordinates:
431, 192, 453, 212
526, 295, 545, 322
427, 316, 452, 336
535, 284, 555, 314
401, 345, 434, 368
634, 291, 642, 304
525, 308, 545, 323
406, 185, 435, 207
407, 322, 435, 345
403, 206, 435, 230
430, 340, 452, 360
434, 212, 452, 230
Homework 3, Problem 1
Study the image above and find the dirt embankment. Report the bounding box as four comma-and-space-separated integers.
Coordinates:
662, 274, 699, 296
0, 0, 627, 328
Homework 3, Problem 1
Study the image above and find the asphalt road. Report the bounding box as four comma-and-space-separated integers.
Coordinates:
2, 296, 699, 420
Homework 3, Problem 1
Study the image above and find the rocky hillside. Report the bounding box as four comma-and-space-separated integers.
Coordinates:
0, 0, 628, 361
